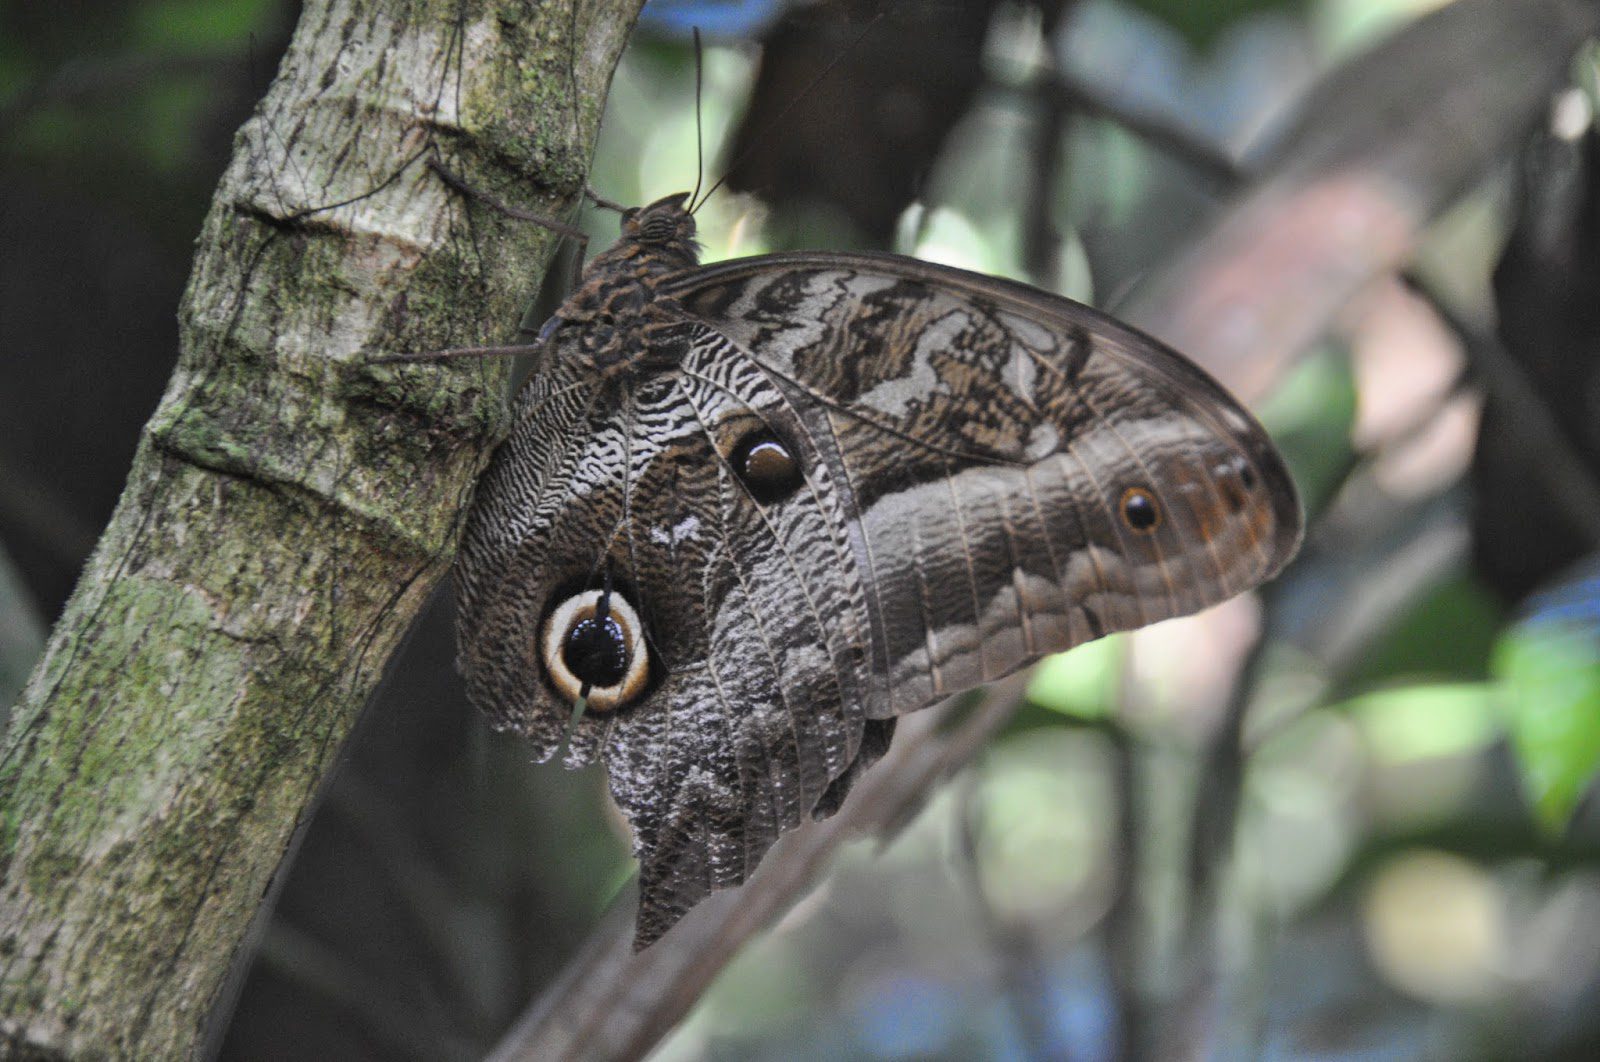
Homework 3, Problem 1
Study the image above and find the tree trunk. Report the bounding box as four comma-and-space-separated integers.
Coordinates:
0, 0, 643, 1056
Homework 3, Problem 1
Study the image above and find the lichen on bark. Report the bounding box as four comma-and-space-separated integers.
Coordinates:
0, 0, 645, 1056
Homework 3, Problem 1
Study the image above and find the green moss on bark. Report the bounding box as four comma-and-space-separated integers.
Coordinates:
0, 0, 646, 1056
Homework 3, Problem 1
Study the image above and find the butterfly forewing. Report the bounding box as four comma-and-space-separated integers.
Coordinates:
667, 253, 1301, 715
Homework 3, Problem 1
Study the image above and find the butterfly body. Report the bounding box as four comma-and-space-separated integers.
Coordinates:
454, 193, 1301, 947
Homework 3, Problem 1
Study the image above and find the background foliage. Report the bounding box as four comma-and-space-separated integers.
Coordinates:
3, 0, 1599, 1058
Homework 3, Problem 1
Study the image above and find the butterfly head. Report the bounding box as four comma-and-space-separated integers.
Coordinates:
616, 193, 701, 272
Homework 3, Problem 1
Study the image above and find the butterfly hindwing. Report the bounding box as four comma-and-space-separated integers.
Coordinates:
458, 320, 881, 945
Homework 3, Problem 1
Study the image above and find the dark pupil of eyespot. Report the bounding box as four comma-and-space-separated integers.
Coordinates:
1239, 465, 1257, 490
733, 433, 802, 505
1124, 491, 1158, 530
564, 615, 629, 687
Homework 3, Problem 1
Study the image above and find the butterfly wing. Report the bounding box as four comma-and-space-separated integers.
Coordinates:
665, 252, 1302, 719
455, 323, 880, 945
457, 251, 1301, 948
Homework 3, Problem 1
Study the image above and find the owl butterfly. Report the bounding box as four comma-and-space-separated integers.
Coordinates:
450, 191, 1302, 949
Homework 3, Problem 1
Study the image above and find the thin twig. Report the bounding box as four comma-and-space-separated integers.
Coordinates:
1101, 727, 1144, 1062
1022, 65, 1070, 288
988, 68, 1246, 191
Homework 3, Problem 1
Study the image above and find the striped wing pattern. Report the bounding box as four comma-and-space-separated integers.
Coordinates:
456, 235, 1300, 947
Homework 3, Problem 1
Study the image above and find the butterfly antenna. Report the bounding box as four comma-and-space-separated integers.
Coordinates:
689, 27, 707, 211
692, 10, 887, 215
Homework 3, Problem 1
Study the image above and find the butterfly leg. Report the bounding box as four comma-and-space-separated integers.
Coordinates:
425, 157, 590, 249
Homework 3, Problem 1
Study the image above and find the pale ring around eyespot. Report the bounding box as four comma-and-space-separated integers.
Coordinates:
540, 589, 651, 712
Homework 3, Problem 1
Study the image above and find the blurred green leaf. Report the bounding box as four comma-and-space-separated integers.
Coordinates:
1342, 683, 1497, 765
1026, 636, 1123, 721
1315, 0, 1441, 59
1493, 622, 1600, 834
137, 79, 212, 174
133, 0, 280, 53
1343, 575, 1500, 690
1123, 0, 1310, 50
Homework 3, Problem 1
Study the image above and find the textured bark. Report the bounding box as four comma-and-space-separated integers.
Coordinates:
0, 0, 643, 1057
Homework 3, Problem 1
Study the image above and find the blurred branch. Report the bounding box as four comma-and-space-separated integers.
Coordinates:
1021, 70, 1070, 287
1186, 635, 1270, 908
0, 0, 645, 1056
1128, 0, 1600, 402
1122, 1, 1598, 1053
1101, 728, 1146, 1062
489, 685, 1025, 1062
990, 68, 1245, 192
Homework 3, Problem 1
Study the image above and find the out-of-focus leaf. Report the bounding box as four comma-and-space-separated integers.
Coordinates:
136, 80, 211, 173
133, 0, 280, 52
1343, 575, 1500, 689
1317, 0, 1450, 58
1026, 636, 1123, 721
1343, 683, 1498, 765
1473, 118, 1600, 601
1493, 575, 1600, 832
1122, 0, 1309, 50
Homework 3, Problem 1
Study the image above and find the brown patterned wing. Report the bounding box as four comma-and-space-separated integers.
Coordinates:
666, 252, 1303, 720
455, 324, 880, 946
457, 250, 1301, 949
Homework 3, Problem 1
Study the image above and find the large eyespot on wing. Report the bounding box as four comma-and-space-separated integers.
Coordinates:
665, 252, 1302, 716
541, 589, 652, 711
452, 358, 623, 763
463, 322, 883, 949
